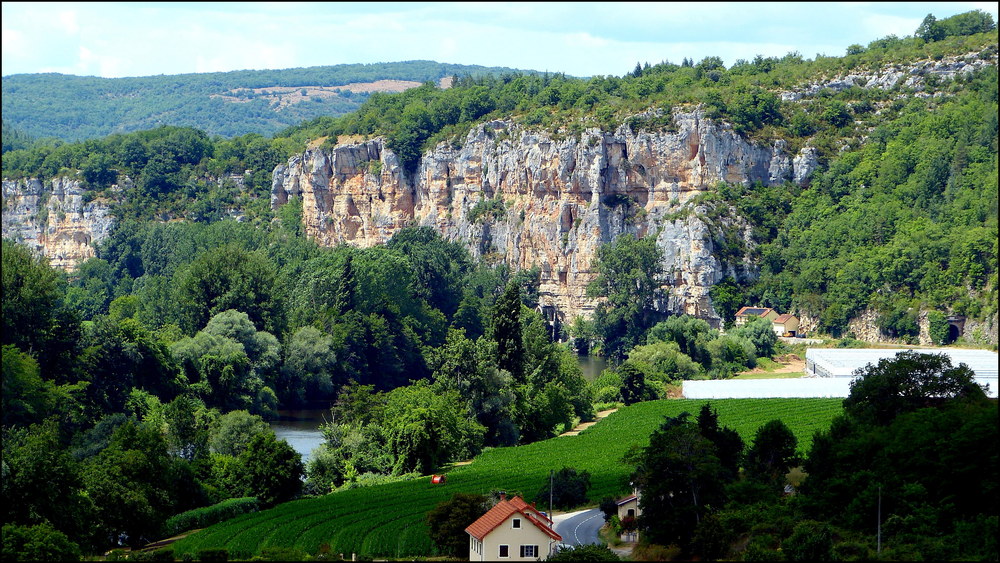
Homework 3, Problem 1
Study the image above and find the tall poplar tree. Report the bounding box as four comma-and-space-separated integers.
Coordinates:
492, 281, 525, 382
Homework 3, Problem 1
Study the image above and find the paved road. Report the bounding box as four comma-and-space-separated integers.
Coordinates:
553, 508, 604, 546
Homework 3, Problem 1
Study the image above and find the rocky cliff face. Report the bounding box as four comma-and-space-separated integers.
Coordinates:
2, 177, 115, 269
272, 108, 818, 327
780, 50, 996, 102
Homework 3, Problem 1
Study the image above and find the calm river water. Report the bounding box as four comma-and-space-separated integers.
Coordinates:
269, 354, 611, 463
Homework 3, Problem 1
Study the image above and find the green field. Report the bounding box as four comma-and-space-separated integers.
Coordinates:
170, 398, 843, 559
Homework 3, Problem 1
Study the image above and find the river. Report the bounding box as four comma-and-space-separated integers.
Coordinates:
269, 354, 611, 463
269, 407, 333, 465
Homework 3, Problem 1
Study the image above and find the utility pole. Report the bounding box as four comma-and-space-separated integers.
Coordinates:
877, 485, 882, 555
549, 469, 554, 525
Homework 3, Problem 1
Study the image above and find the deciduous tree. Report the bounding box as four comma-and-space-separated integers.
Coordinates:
426, 493, 488, 557
535, 466, 592, 510
842, 351, 987, 426
587, 234, 665, 361
493, 281, 526, 381
238, 431, 303, 507
745, 419, 799, 486
627, 413, 727, 549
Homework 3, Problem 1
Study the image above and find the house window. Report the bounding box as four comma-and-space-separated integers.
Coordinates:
627, 508, 635, 518
512, 518, 521, 529
499, 544, 509, 558
520, 545, 538, 557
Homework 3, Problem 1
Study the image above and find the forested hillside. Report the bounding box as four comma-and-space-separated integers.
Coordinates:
1, 60, 538, 141
4, 12, 996, 341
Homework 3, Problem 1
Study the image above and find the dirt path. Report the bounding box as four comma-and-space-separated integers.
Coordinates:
739, 354, 805, 376
444, 408, 619, 469
559, 408, 618, 437
139, 529, 202, 552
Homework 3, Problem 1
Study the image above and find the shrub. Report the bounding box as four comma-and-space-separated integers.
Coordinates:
162, 497, 260, 537
927, 310, 950, 345
535, 467, 592, 510
547, 543, 622, 561
781, 520, 834, 561
260, 546, 308, 561
134, 550, 176, 561
197, 548, 229, 562
1, 523, 81, 562
468, 197, 506, 223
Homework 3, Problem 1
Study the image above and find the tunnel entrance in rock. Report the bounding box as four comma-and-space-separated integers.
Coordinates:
947, 323, 961, 344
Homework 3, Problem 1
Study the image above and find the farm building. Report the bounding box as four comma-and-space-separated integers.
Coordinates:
804, 348, 998, 397
466, 493, 562, 561
683, 348, 998, 399
772, 314, 799, 337
734, 307, 779, 327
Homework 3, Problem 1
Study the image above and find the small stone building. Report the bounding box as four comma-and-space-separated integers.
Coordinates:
616, 494, 640, 521
616, 491, 642, 542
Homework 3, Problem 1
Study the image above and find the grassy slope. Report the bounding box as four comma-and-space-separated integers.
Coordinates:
170, 398, 843, 559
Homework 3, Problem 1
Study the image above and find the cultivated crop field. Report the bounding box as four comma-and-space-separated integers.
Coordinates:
170, 398, 842, 559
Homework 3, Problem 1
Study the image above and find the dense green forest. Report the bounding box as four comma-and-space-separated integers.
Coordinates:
2, 9, 998, 561
1, 60, 539, 141
626, 353, 996, 561
2, 217, 597, 557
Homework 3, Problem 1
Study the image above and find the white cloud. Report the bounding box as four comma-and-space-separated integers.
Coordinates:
1, 27, 27, 58
861, 13, 924, 39
563, 32, 611, 49
57, 10, 80, 35
3, 2, 997, 79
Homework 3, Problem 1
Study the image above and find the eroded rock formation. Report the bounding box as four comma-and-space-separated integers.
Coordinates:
2, 177, 114, 269
271, 109, 818, 327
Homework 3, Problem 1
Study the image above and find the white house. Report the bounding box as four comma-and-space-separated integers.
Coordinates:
735, 307, 779, 327
465, 493, 562, 561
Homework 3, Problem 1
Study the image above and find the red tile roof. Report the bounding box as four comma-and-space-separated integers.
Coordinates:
736, 306, 776, 317
616, 495, 638, 506
465, 496, 563, 542
774, 314, 797, 323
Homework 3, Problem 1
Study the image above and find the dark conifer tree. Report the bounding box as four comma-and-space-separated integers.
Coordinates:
492, 281, 525, 382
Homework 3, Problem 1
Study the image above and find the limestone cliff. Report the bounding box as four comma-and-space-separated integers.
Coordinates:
2, 177, 114, 269
779, 50, 995, 102
271, 108, 818, 328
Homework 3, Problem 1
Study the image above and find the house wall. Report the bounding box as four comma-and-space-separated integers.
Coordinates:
470, 514, 556, 561
736, 310, 779, 326
773, 317, 800, 335
471, 514, 557, 561
617, 498, 639, 520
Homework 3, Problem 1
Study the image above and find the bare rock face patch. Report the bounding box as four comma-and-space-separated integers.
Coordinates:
271, 109, 802, 327
2, 177, 115, 269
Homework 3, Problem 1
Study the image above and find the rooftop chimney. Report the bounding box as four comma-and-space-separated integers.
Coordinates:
500, 491, 506, 502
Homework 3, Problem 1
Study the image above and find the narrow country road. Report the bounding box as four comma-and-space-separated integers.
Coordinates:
553, 508, 604, 546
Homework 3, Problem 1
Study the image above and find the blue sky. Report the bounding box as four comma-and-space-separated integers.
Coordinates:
2, 2, 997, 79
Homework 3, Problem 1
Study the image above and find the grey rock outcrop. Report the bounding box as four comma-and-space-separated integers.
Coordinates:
272, 109, 796, 327
2, 177, 114, 269
780, 50, 995, 101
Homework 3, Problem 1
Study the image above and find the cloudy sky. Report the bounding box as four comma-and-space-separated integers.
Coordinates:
3, 2, 997, 79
